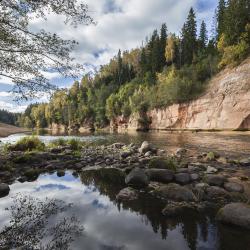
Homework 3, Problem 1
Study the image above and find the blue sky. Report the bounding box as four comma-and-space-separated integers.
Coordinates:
0, 0, 218, 113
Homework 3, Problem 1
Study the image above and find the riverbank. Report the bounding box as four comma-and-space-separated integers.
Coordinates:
0, 123, 30, 138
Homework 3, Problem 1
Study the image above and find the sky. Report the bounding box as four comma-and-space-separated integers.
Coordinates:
0, 0, 217, 113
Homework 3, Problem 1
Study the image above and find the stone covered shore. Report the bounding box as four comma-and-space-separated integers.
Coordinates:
0, 141, 250, 230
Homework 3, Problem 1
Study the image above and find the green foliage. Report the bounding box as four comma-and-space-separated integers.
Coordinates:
0, 110, 20, 126
148, 157, 178, 171
8, 136, 45, 152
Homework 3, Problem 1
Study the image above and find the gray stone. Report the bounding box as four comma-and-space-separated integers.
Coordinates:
116, 187, 138, 201
121, 151, 132, 158
125, 167, 149, 188
205, 186, 231, 202
206, 174, 226, 187
0, 183, 10, 198
205, 166, 218, 174
146, 169, 174, 183
190, 173, 200, 181
239, 158, 250, 167
155, 183, 196, 202
224, 182, 244, 193
144, 151, 152, 157
175, 148, 187, 156
217, 203, 250, 229
175, 173, 191, 185
195, 183, 209, 189
176, 168, 189, 173
162, 202, 196, 216
139, 141, 152, 154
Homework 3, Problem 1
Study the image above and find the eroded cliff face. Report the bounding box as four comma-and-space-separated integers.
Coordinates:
112, 58, 250, 131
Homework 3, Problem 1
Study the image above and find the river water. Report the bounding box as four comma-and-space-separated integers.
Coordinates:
0, 131, 250, 249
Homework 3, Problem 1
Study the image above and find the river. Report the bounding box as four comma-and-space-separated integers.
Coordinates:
0, 130, 250, 249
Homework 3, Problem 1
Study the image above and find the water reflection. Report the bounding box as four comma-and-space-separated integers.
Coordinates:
1, 130, 250, 157
0, 171, 249, 250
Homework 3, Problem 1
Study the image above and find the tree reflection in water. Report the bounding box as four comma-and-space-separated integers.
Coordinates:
0, 194, 83, 249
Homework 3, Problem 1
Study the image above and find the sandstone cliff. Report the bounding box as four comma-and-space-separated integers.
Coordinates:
112, 58, 250, 131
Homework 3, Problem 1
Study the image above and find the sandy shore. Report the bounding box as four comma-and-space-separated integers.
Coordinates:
0, 122, 30, 138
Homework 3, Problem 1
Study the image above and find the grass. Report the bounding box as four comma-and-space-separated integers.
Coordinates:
7, 136, 45, 152
148, 157, 178, 171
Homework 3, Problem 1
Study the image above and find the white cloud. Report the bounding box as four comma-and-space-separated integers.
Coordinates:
0, 0, 217, 112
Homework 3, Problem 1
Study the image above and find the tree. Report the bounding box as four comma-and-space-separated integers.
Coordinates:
160, 23, 168, 69
199, 21, 208, 50
181, 7, 197, 65
0, 0, 93, 99
165, 34, 178, 65
216, 0, 226, 41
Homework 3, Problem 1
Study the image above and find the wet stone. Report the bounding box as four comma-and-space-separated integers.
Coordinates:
0, 183, 10, 198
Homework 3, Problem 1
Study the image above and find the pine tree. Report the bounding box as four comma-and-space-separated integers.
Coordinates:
199, 21, 208, 50
160, 23, 168, 69
223, 0, 250, 45
216, 0, 226, 41
181, 7, 197, 65
139, 47, 148, 76
117, 49, 123, 85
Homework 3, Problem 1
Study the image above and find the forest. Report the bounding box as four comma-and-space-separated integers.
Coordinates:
18, 0, 250, 129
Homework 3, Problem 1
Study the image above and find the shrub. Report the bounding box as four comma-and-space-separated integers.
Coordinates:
8, 136, 45, 152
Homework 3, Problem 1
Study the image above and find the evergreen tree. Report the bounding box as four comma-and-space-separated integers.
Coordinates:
223, 0, 250, 45
160, 23, 168, 69
199, 21, 208, 50
139, 48, 148, 76
216, 0, 226, 41
117, 49, 123, 86
181, 7, 197, 65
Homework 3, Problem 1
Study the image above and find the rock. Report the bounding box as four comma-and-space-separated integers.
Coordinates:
205, 166, 218, 174
0, 183, 10, 198
217, 203, 250, 229
121, 151, 132, 159
24, 169, 39, 180
145, 169, 174, 183
175, 173, 191, 185
111, 143, 125, 149
139, 141, 152, 154
239, 158, 250, 167
175, 148, 187, 156
57, 170, 65, 177
116, 187, 138, 201
176, 168, 189, 173
206, 174, 226, 187
205, 186, 231, 203
125, 167, 149, 188
144, 151, 152, 157
157, 149, 165, 156
162, 202, 196, 216
224, 182, 244, 193
190, 173, 200, 181
155, 183, 196, 202
195, 183, 209, 189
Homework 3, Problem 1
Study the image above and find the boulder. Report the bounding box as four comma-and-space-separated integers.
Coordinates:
125, 167, 149, 188
190, 173, 200, 181
155, 183, 196, 202
175, 173, 191, 185
120, 151, 132, 159
205, 166, 218, 174
175, 148, 187, 156
224, 182, 244, 193
205, 186, 231, 203
139, 141, 152, 154
0, 183, 10, 198
217, 203, 250, 229
145, 169, 174, 183
116, 187, 138, 201
57, 170, 65, 177
162, 202, 196, 216
206, 174, 226, 187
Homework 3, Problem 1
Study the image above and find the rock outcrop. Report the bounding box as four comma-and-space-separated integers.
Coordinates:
112, 58, 250, 131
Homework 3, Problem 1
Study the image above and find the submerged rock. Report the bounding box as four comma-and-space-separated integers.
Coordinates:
125, 167, 149, 188
0, 183, 10, 198
155, 183, 196, 202
217, 203, 250, 229
116, 187, 139, 201
57, 170, 65, 177
146, 169, 174, 183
